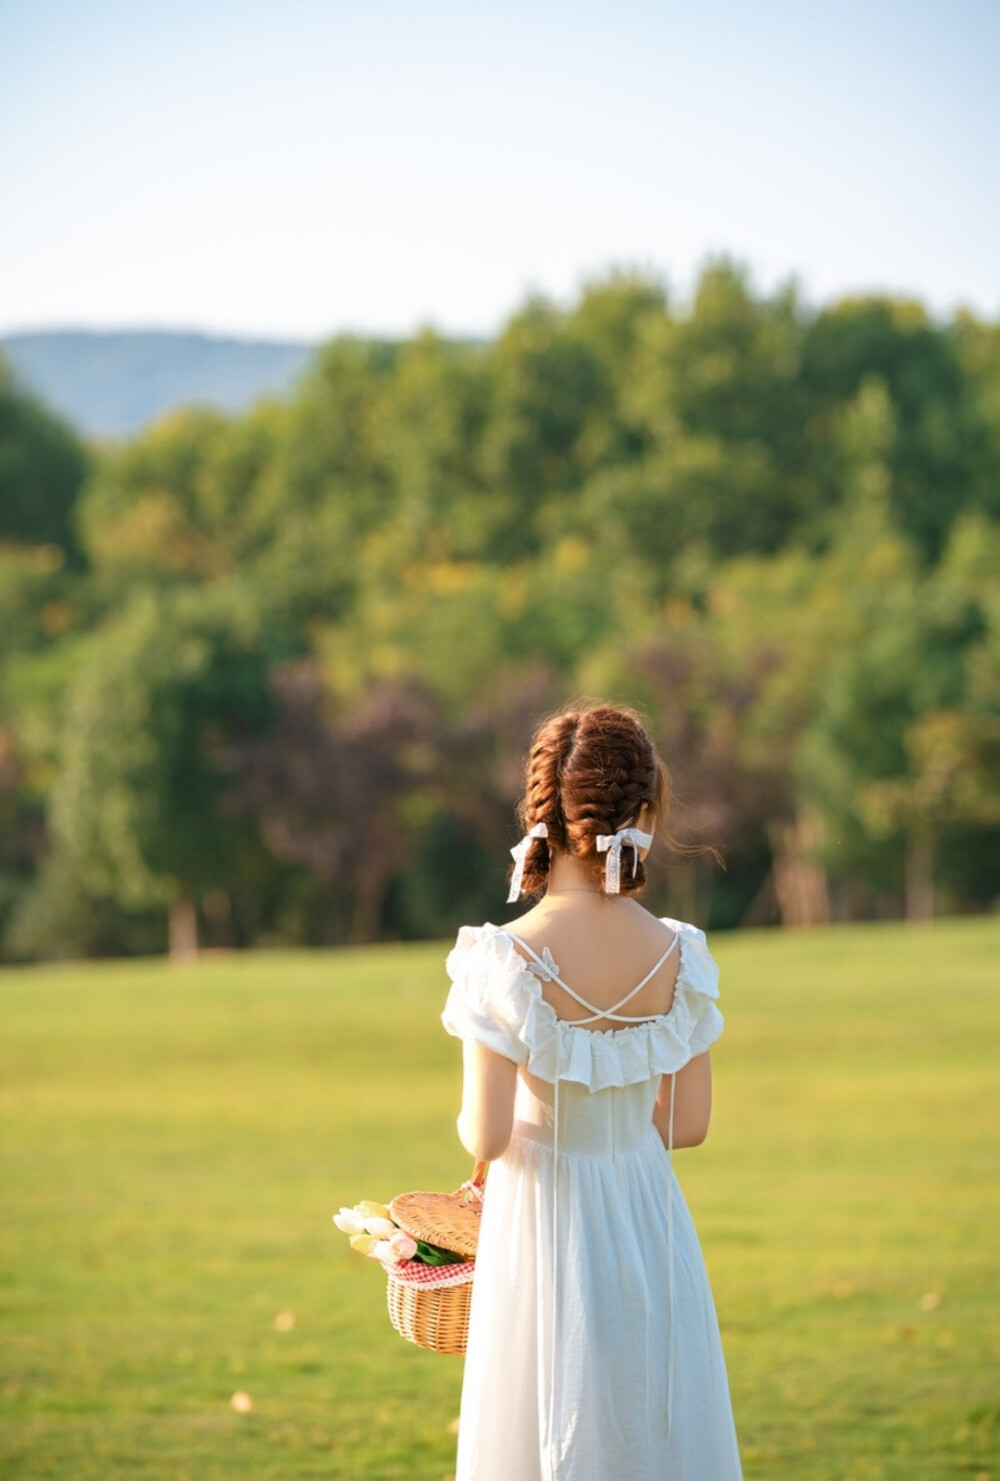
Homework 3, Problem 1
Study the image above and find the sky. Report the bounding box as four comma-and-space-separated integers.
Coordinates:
1, 0, 998, 342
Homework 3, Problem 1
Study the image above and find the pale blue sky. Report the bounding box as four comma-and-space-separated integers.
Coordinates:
1, 0, 997, 339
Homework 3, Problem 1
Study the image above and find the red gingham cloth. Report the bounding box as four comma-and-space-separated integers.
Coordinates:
386, 1258, 475, 1289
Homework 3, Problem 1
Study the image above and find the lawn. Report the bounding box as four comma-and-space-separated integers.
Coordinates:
1, 916, 998, 1480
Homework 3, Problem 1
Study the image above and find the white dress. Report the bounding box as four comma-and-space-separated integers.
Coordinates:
441, 916, 743, 1481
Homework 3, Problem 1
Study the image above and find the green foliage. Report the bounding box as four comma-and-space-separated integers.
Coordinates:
799, 511, 1000, 895
49, 587, 273, 915
801, 298, 993, 558
0, 355, 88, 560
3, 266, 1000, 957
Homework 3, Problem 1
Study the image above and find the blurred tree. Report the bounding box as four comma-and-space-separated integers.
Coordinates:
367, 328, 490, 564
617, 625, 790, 928
47, 587, 272, 955
5, 269, 1000, 956
573, 261, 816, 591
78, 403, 283, 592
0, 366, 93, 951
477, 295, 608, 557
797, 504, 996, 919
0, 543, 75, 657
225, 661, 443, 942
800, 296, 996, 557
0, 356, 89, 561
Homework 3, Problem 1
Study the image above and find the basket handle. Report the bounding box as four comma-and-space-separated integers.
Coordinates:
457, 1159, 488, 1200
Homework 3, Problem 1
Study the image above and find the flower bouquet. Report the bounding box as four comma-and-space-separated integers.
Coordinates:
333, 1160, 487, 1355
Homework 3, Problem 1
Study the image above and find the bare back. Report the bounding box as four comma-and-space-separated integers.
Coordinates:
505, 896, 680, 1033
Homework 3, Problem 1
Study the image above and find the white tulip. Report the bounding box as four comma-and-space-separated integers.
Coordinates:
333, 1207, 366, 1235
363, 1216, 396, 1238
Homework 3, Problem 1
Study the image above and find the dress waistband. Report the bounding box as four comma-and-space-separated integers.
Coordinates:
511, 1116, 659, 1158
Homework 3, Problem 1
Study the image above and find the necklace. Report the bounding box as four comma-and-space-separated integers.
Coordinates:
545, 887, 605, 896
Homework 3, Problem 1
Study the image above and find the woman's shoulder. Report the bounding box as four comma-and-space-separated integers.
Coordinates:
659, 915, 721, 1001
446, 919, 502, 962
441, 921, 533, 1065
658, 913, 712, 944
445, 921, 526, 992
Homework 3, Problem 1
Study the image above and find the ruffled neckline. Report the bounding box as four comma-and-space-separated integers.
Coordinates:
454, 917, 724, 1091
479, 918, 691, 1041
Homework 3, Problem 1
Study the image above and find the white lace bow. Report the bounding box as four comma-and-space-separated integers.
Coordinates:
595, 826, 653, 893
507, 822, 549, 903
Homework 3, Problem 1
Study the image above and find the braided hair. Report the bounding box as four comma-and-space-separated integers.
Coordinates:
513, 704, 669, 899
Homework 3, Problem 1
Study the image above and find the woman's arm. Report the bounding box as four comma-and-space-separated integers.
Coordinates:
456, 1040, 519, 1162
652, 1051, 712, 1149
458, 1043, 712, 1160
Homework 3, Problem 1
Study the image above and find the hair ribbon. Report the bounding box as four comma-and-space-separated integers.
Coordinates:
507, 822, 549, 903
595, 826, 652, 894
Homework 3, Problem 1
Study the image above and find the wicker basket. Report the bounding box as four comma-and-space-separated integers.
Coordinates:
385, 1160, 487, 1355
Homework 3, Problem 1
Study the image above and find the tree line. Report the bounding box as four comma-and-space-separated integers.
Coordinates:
1, 260, 998, 959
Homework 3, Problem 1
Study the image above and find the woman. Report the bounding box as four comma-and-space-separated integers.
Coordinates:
442, 703, 743, 1481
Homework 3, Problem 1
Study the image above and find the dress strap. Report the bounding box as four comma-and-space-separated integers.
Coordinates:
605, 934, 678, 1013
503, 932, 573, 988
505, 929, 678, 1025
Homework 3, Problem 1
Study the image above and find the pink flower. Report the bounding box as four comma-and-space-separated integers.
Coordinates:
388, 1230, 418, 1262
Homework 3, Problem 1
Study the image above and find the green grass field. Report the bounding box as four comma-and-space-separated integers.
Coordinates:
1, 917, 998, 1481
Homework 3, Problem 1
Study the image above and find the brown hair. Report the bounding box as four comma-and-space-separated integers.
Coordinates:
512, 702, 671, 899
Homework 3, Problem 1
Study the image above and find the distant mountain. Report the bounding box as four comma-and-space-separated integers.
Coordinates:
1, 330, 318, 439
